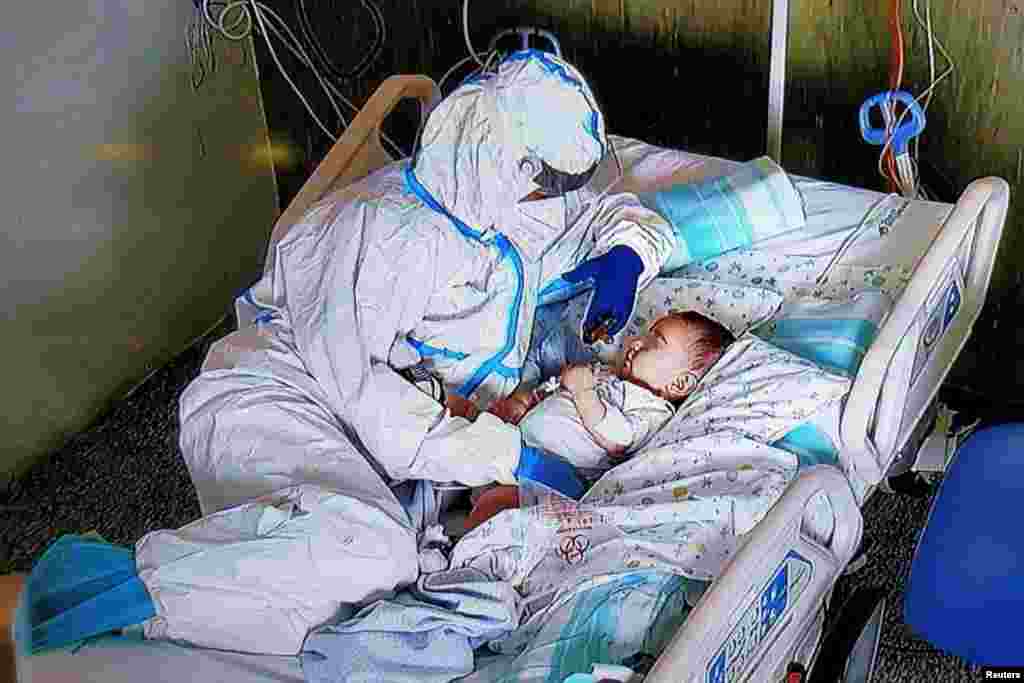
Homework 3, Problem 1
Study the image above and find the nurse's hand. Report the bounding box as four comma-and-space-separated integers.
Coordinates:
446, 393, 480, 421
560, 245, 644, 342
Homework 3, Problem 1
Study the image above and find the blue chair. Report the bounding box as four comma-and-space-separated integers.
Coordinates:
905, 422, 1024, 665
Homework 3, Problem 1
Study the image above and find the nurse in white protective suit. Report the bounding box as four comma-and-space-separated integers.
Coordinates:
24, 50, 678, 658
181, 49, 676, 506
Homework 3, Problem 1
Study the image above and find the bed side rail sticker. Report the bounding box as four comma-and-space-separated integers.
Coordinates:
705, 550, 814, 683
910, 261, 963, 388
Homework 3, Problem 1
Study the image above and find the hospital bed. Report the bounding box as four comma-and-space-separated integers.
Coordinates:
9, 74, 1009, 683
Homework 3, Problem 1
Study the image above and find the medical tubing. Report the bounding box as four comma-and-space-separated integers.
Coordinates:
875, 81, 950, 200
883, 0, 905, 192
438, 54, 480, 95
894, 0, 954, 190
911, 0, 935, 166
258, 4, 405, 156
875, 0, 953, 198
251, 4, 345, 139
199, 0, 405, 157
202, 0, 341, 140
295, 0, 385, 82
462, 0, 487, 67
187, 6, 217, 92
533, 377, 561, 403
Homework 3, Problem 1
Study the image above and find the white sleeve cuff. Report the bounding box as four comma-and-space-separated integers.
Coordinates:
595, 196, 678, 287
413, 412, 522, 486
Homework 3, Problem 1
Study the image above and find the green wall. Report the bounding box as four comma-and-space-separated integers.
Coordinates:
3, 3, 278, 477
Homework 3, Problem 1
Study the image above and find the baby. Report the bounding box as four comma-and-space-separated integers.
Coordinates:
463, 311, 734, 531
491, 310, 735, 479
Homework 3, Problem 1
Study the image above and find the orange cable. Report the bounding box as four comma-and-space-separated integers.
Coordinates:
883, 0, 905, 192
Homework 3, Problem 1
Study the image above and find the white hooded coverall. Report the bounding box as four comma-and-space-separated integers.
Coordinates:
133, 50, 676, 655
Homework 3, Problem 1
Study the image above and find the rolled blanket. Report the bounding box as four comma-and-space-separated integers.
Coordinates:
638, 156, 807, 273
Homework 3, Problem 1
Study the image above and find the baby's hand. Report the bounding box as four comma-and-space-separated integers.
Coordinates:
446, 393, 480, 421
560, 364, 597, 396
487, 388, 536, 425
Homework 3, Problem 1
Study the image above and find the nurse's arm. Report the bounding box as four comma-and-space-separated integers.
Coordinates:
537, 191, 677, 300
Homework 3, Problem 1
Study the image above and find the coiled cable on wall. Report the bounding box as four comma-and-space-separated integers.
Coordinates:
438, 48, 502, 96
198, 0, 405, 158
187, 3, 217, 92
907, 0, 955, 198
295, 0, 385, 82
463, 0, 488, 67
438, 0, 505, 98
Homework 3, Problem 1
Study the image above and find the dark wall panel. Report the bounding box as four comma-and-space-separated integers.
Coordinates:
252, 0, 1024, 399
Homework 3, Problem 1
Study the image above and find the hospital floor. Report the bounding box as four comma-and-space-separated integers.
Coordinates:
0, 317, 987, 682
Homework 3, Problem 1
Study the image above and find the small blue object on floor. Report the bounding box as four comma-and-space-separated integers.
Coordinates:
905, 423, 1024, 666
24, 534, 156, 654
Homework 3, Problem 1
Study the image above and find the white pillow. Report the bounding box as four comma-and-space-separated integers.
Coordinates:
646, 333, 853, 448
562, 278, 784, 361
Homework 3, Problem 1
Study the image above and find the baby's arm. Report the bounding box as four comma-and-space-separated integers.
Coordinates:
560, 365, 630, 456
488, 387, 540, 425
489, 377, 563, 425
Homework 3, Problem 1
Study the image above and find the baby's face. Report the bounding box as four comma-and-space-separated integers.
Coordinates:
617, 316, 699, 395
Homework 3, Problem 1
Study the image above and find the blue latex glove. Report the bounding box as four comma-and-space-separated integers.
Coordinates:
560, 245, 644, 343
515, 445, 585, 500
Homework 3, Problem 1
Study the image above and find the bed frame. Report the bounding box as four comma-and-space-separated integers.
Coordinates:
8, 74, 1010, 683
842, 174, 1009, 489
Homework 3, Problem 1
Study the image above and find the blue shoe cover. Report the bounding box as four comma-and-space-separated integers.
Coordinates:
26, 534, 156, 653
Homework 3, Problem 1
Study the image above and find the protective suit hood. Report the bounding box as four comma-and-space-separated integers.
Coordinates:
411, 50, 608, 258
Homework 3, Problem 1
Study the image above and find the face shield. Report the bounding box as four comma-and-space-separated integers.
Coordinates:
509, 157, 592, 257
509, 142, 625, 262
519, 158, 599, 202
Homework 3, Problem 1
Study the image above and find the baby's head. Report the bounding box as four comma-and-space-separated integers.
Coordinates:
617, 310, 734, 403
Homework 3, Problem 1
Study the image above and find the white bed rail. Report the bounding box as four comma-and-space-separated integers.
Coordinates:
646, 465, 863, 683
841, 177, 1010, 492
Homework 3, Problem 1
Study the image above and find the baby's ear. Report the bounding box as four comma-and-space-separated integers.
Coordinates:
664, 370, 699, 401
